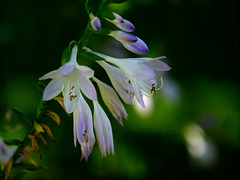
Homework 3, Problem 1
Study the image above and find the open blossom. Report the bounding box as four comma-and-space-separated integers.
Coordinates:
108, 30, 148, 55
73, 93, 95, 161
39, 45, 97, 113
93, 77, 128, 125
105, 12, 135, 32
93, 100, 114, 157
84, 48, 170, 108
96, 61, 134, 105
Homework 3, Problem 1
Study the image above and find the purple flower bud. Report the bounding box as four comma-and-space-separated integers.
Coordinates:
106, 12, 135, 32
89, 13, 101, 31
113, 12, 124, 23
122, 37, 149, 55
109, 30, 137, 43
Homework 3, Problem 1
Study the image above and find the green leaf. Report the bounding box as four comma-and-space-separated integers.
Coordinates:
104, 0, 127, 5
61, 46, 70, 65
80, 51, 105, 61
11, 108, 32, 124
3, 139, 22, 146
98, 10, 115, 20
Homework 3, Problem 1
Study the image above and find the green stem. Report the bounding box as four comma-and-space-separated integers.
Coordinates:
12, 126, 35, 161
78, 20, 92, 50
77, 0, 106, 51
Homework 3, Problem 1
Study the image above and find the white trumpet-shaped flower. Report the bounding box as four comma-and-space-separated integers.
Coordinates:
73, 92, 95, 161
93, 101, 114, 157
96, 61, 134, 105
84, 48, 170, 108
93, 77, 128, 125
39, 45, 97, 113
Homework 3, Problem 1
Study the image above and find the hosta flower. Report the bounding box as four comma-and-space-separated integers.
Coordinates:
93, 77, 128, 125
96, 61, 134, 105
39, 45, 97, 113
84, 48, 170, 108
93, 101, 114, 157
105, 12, 135, 32
89, 13, 101, 31
73, 93, 95, 161
108, 30, 148, 55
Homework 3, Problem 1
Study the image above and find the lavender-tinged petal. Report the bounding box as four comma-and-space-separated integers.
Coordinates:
76, 65, 94, 78
93, 101, 106, 157
97, 61, 134, 105
115, 60, 156, 81
59, 62, 75, 76
145, 60, 171, 71
122, 37, 148, 55
131, 80, 145, 108
63, 78, 77, 114
93, 101, 114, 156
91, 17, 101, 31
94, 77, 128, 125
73, 107, 79, 147
42, 77, 64, 101
79, 93, 94, 139
115, 19, 135, 32
113, 12, 124, 23
39, 70, 59, 80
77, 71, 97, 101
109, 31, 137, 43
80, 135, 95, 161
77, 104, 84, 143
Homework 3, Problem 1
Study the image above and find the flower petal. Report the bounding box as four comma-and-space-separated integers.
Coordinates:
39, 70, 59, 80
76, 65, 94, 78
77, 70, 97, 101
122, 37, 148, 55
109, 31, 137, 43
145, 59, 171, 71
42, 76, 65, 101
93, 101, 114, 157
106, 58, 156, 81
106, 13, 135, 32
114, 19, 135, 32
97, 61, 134, 105
94, 77, 128, 125
59, 62, 75, 76
131, 79, 145, 108
73, 105, 80, 147
63, 76, 79, 114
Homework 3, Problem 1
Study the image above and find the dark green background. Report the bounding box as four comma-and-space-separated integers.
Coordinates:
0, 0, 239, 179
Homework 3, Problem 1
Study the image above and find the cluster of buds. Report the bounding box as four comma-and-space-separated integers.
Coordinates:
39, 8, 170, 161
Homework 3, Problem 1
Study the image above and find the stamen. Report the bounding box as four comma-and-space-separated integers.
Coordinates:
71, 86, 75, 90
70, 95, 77, 101
151, 83, 155, 94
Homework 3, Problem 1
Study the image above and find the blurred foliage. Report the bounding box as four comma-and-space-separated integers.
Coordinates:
0, 0, 239, 179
